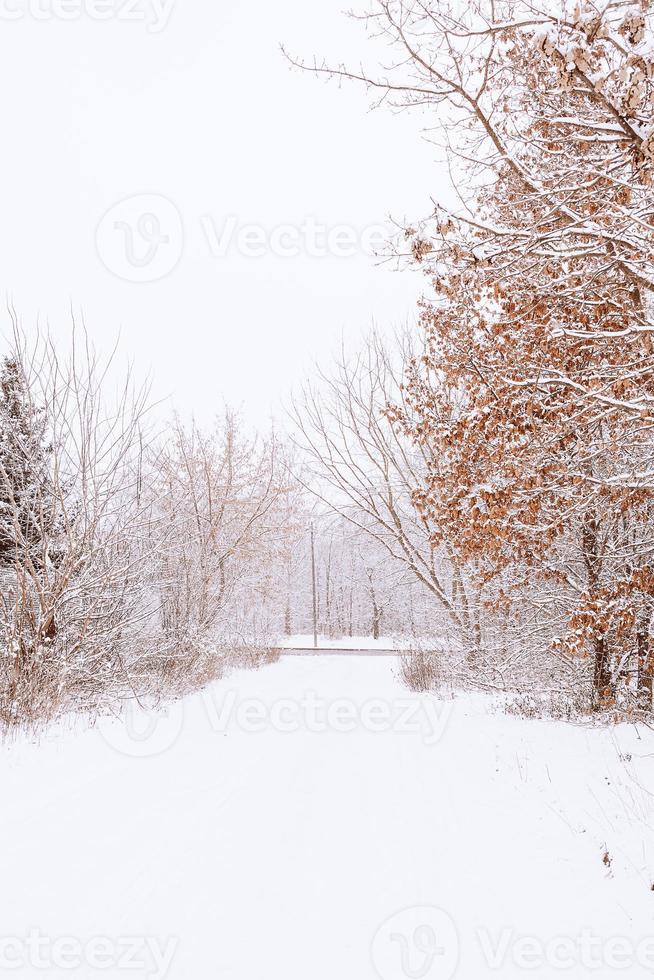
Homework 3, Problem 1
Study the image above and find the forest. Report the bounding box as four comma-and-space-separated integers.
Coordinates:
1, 0, 654, 728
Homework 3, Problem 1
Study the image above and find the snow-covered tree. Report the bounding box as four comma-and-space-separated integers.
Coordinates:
150, 412, 301, 659
292, 0, 654, 708
291, 331, 485, 655
0, 328, 160, 726
0, 356, 60, 574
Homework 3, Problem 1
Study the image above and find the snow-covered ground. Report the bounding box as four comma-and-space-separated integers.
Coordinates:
1, 654, 653, 979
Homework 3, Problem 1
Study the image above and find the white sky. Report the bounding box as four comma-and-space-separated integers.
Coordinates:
0, 0, 449, 425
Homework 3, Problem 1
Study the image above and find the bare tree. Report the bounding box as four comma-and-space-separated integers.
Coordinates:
290, 330, 484, 654
0, 324, 160, 726
149, 412, 301, 669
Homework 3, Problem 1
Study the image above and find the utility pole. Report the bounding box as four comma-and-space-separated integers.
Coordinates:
310, 522, 318, 649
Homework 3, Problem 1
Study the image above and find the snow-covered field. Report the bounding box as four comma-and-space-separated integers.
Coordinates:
1, 654, 653, 979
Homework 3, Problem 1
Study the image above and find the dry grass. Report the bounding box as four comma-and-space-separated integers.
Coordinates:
0, 639, 282, 735
399, 645, 443, 692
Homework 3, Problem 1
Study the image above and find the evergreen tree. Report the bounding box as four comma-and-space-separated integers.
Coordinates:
0, 356, 57, 571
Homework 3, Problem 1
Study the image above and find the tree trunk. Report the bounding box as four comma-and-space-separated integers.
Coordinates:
593, 634, 613, 708
637, 618, 653, 709
372, 601, 381, 641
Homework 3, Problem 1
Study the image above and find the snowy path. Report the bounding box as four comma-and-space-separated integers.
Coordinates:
1, 655, 653, 979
